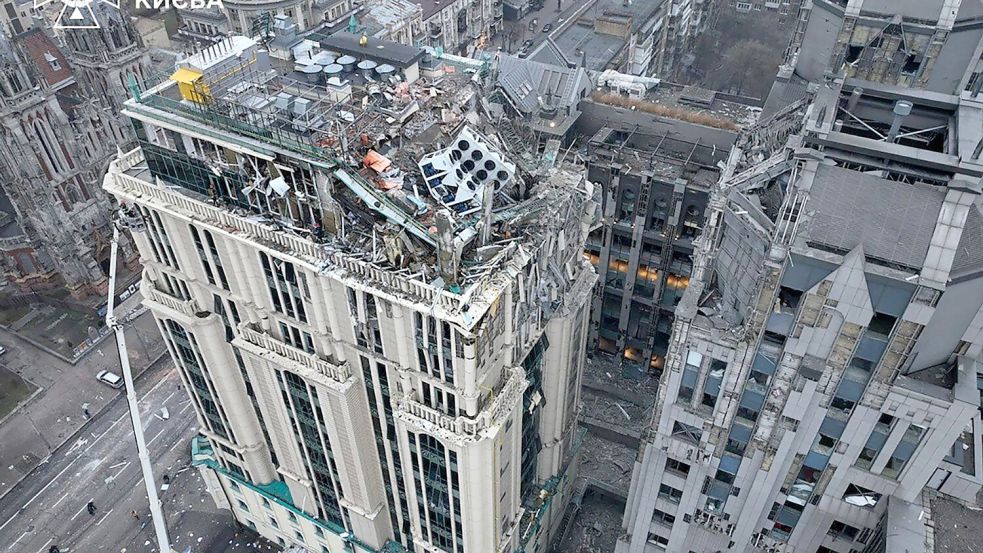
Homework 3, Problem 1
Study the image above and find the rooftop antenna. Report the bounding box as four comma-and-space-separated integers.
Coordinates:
105, 208, 173, 553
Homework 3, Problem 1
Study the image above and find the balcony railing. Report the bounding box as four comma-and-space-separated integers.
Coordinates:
237, 324, 351, 383
109, 149, 464, 314
142, 281, 201, 318
396, 367, 527, 440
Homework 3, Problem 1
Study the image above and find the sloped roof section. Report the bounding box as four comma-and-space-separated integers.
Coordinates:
497, 54, 589, 115
529, 37, 572, 69
14, 29, 73, 90
951, 201, 983, 277
803, 164, 945, 270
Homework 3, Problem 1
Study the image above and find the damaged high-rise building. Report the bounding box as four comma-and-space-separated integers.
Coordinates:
103, 34, 598, 553
0, 22, 143, 297
619, 1, 983, 552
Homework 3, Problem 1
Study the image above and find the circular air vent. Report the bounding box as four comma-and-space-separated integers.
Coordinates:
471, 150, 484, 161
457, 140, 470, 150
476, 169, 488, 181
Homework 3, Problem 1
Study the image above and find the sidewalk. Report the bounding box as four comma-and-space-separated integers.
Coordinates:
0, 300, 168, 503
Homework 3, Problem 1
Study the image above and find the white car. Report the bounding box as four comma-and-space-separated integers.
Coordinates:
96, 370, 124, 389
0, 345, 6, 356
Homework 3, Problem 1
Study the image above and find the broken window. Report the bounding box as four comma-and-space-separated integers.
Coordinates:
701, 358, 726, 408
672, 421, 703, 445
842, 483, 881, 508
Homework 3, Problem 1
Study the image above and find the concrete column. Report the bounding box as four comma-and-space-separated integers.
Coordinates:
192, 313, 277, 483
318, 379, 393, 548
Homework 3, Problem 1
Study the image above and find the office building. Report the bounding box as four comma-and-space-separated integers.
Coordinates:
103, 34, 597, 553
617, 31, 983, 553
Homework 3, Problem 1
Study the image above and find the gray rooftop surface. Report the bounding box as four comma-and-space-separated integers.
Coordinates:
952, 202, 983, 277
544, 24, 624, 73
803, 164, 944, 270
316, 32, 425, 67
497, 54, 589, 112
537, 0, 666, 72
413, 0, 444, 19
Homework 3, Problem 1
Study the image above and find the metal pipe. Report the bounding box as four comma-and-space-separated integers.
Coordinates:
105, 217, 173, 553
887, 100, 913, 142
847, 87, 863, 111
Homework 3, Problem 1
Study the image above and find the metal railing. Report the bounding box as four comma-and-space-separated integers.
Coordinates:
142, 282, 201, 318
396, 367, 527, 440
237, 324, 352, 383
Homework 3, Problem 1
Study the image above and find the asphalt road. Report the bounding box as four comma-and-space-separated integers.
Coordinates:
0, 360, 268, 553
497, 0, 588, 54
0, 296, 166, 499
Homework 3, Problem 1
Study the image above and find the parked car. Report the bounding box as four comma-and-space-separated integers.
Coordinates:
522, 39, 534, 48
0, 345, 6, 356
528, 19, 537, 32
96, 370, 124, 389
518, 47, 530, 58
542, 23, 553, 33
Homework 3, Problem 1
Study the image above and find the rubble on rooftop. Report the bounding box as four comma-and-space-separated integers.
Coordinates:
123, 35, 600, 326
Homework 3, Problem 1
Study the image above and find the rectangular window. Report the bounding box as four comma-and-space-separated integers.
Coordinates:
658, 484, 683, 504
203, 230, 230, 290
665, 457, 691, 476
857, 414, 896, 470
190, 225, 216, 285
140, 206, 181, 270
261, 252, 307, 323
702, 358, 725, 408
678, 351, 702, 404
842, 483, 881, 508
828, 520, 860, 541
279, 322, 315, 354
672, 421, 703, 445
653, 508, 676, 527
882, 424, 925, 479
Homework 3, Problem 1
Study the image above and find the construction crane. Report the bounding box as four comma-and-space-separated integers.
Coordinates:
105, 207, 173, 553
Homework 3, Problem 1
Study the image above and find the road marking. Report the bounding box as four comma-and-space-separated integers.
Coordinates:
94, 508, 113, 526
89, 369, 176, 447
0, 365, 177, 534
178, 401, 193, 415
36, 538, 53, 553
109, 462, 130, 481
7, 530, 29, 550
69, 499, 93, 521
51, 493, 68, 509
146, 427, 167, 447
161, 390, 176, 406
3, 455, 80, 526
168, 437, 186, 454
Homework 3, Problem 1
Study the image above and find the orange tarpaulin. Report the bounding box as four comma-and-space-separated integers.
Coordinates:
363, 150, 392, 173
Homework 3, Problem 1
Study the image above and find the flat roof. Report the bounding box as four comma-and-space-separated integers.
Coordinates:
803, 164, 945, 270
316, 32, 425, 67
545, 24, 624, 73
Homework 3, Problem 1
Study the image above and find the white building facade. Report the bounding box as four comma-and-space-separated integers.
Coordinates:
102, 39, 596, 552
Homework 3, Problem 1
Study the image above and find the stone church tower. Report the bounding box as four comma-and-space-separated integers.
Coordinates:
0, 23, 142, 298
